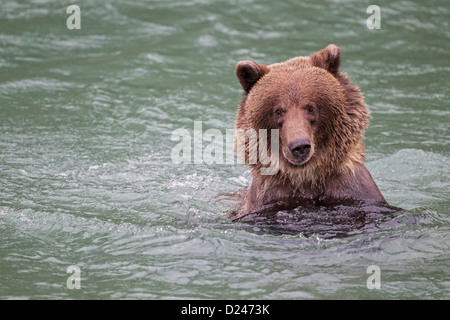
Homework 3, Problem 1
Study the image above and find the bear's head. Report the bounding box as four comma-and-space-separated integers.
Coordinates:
234, 44, 370, 186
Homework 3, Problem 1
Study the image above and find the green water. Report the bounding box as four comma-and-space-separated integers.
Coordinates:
0, 0, 449, 299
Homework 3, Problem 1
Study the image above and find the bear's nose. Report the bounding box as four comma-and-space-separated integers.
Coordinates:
288, 138, 311, 159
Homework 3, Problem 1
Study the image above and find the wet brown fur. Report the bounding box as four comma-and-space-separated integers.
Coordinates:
232, 44, 387, 219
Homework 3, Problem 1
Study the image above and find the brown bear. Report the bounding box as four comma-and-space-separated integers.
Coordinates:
231, 44, 388, 219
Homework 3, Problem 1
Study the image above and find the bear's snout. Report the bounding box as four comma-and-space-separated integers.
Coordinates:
288, 138, 312, 162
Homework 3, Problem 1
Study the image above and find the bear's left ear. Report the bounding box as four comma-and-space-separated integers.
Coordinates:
311, 44, 341, 75
236, 60, 270, 93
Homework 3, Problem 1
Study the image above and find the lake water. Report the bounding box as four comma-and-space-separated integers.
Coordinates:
0, 0, 449, 299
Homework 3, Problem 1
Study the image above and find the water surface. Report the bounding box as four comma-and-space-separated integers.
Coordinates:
0, 0, 449, 299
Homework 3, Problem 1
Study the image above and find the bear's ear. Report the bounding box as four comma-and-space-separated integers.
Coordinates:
235, 60, 270, 93
311, 44, 341, 75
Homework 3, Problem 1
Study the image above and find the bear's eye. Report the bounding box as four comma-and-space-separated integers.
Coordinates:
306, 105, 315, 114
274, 108, 284, 117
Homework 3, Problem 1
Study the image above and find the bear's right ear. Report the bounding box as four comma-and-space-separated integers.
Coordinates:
235, 60, 270, 93
311, 44, 341, 75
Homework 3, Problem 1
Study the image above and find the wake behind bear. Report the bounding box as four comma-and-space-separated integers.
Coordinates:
231, 44, 390, 220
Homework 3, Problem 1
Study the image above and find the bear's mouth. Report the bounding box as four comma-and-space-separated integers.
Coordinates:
282, 150, 313, 167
